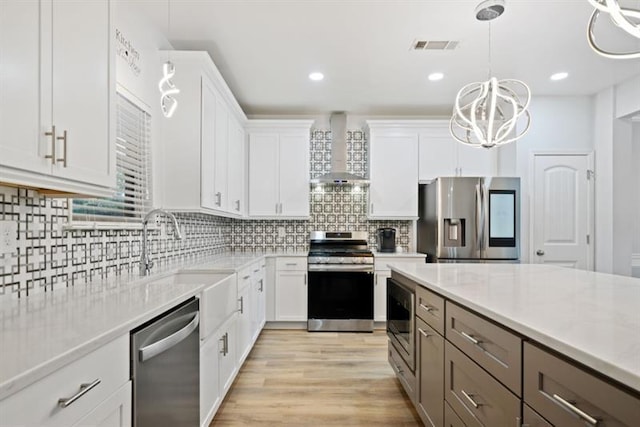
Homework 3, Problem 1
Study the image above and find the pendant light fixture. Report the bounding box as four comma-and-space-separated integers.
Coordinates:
159, 0, 179, 118
449, 0, 531, 149
587, 0, 640, 59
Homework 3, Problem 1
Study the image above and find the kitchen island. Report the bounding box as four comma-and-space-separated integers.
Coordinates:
388, 263, 640, 427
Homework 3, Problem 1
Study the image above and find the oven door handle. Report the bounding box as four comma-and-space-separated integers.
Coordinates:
308, 265, 374, 272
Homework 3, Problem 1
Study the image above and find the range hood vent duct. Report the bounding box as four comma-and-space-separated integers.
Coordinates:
310, 113, 369, 186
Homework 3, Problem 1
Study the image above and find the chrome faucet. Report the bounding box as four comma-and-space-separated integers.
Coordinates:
140, 209, 183, 276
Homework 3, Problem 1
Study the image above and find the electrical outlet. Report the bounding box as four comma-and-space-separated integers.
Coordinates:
277, 226, 286, 238
0, 220, 18, 255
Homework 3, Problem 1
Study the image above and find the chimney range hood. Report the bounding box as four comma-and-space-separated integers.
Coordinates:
310, 113, 369, 186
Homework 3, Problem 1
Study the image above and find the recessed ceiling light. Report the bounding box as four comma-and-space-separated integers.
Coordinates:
428, 72, 444, 81
309, 72, 324, 81
550, 72, 569, 81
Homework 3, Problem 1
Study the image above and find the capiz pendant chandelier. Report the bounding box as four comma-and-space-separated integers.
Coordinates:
586, 0, 640, 59
449, 0, 532, 149
450, 77, 531, 148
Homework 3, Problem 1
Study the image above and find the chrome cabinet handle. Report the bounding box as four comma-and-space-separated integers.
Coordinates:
235, 200, 240, 211
419, 303, 434, 312
56, 130, 68, 167
45, 125, 57, 164
58, 379, 101, 408
552, 393, 599, 426
418, 328, 430, 338
285, 263, 297, 266
253, 269, 260, 273
238, 296, 244, 314
460, 330, 481, 345
461, 389, 482, 409
304, 274, 307, 285
370, 203, 374, 214
215, 192, 222, 206
242, 275, 251, 280
139, 312, 200, 362
536, 250, 545, 256
259, 279, 263, 292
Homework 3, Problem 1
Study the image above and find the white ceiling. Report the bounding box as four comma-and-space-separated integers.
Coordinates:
131, 0, 640, 116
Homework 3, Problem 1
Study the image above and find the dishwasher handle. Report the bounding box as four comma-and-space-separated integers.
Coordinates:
139, 312, 200, 362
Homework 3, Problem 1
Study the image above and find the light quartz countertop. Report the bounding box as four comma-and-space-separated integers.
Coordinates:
0, 252, 274, 401
372, 251, 426, 258
389, 263, 640, 392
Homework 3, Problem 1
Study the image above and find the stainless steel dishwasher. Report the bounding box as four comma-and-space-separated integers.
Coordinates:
131, 297, 200, 427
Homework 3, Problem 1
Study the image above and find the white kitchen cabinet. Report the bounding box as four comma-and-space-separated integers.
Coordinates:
73, 382, 131, 427
366, 121, 419, 219
236, 279, 253, 364
218, 313, 238, 396
274, 257, 308, 321
418, 120, 496, 181
0, 0, 115, 196
161, 51, 246, 218
0, 334, 129, 427
200, 334, 221, 427
252, 261, 267, 338
247, 120, 313, 219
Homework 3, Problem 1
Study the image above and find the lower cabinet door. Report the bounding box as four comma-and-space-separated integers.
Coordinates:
523, 403, 553, 427
444, 341, 520, 427
444, 401, 467, 427
73, 381, 131, 427
374, 271, 390, 322
219, 313, 238, 395
416, 317, 444, 427
237, 284, 252, 363
200, 336, 221, 426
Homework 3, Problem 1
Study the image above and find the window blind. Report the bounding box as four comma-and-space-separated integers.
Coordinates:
72, 93, 152, 222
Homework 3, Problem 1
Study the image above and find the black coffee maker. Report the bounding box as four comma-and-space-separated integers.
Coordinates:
377, 228, 396, 253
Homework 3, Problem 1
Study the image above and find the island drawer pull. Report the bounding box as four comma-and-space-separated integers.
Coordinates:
419, 302, 435, 312
58, 379, 101, 408
418, 328, 430, 338
552, 393, 599, 426
461, 389, 482, 409
460, 330, 481, 345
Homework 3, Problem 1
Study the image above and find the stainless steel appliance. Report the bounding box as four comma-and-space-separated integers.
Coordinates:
417, 177, 520, 262
131, 298, 200, 427
386, 276, 415, 372
307, 231, 374, 332
377, 227, 396, 253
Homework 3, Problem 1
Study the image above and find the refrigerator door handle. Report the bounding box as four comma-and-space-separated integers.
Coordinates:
475, 184, 483, 250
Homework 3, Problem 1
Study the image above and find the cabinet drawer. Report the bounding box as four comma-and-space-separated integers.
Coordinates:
445, 401, 467, 427
0, 334, 129, 427
415, 285, 445, 334
445, 341, 520, 427
388, 341, 416, 403
201, 274, 237, 340
446, 302, 521, 395
523, 403, 553, 427
276, 257, 307, 271
523, 342, 640, 427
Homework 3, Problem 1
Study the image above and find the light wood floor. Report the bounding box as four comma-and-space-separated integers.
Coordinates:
210, 329, 422, 426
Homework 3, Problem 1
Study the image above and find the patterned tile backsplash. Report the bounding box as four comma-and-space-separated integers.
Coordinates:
0, 128, 411, 297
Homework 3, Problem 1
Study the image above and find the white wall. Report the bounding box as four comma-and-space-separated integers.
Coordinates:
512, 96, 595, 263
615, 75, 640, 119
113, 3, 172, 208
633, 123, 640, 277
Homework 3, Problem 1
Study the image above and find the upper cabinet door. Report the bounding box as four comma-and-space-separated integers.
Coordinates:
419, 133, 456, 181
279, 133, 309, 218
0, 0, 49, 174
214, 98, 229, 210
456, 143, 496, 177
368, 133, 419, 219
49, 0, 115, 187
201, 77, 217, 210
227, 116, 245, 215
248, 134, 279, 216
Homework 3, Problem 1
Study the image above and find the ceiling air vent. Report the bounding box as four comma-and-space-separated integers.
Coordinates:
411, 40, 459, 51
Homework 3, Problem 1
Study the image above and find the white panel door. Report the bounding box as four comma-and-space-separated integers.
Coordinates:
532, 154, 593, 269
0, 0, 49, 174
214, 98, 228, 210
227, 116, 245, 215
275, 271, 307, 321
279, 134, 310, 217
218, 313, 237, 395
200, 77, 217, 209
248, 134, 279, 216
369, 134, 419, 219
50, 0, 114, 187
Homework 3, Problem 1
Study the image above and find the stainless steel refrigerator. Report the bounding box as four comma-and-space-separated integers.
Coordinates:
417, 177, 520, 262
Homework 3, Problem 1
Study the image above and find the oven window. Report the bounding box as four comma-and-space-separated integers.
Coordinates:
307, 271, 374, 319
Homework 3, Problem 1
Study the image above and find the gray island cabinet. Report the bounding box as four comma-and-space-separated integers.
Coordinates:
388, 264, 640, 427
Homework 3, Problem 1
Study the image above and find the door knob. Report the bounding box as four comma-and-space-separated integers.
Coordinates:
536, 250, 545, 256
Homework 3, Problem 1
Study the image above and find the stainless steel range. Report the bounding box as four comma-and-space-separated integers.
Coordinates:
307, 231, 374, 332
